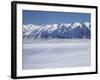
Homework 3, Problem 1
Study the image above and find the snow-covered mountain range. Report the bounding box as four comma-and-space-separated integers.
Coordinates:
23, 22, 91, 39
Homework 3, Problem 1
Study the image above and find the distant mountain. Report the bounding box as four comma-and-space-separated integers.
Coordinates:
23, 22, 91, 39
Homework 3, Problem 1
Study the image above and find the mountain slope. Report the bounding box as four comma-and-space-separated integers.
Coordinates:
23, 22, 91, 39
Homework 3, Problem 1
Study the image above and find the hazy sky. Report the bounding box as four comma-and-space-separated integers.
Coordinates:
23, 10, 91, 25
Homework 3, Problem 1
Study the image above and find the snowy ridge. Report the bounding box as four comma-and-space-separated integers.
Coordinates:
23, 22, 91, 39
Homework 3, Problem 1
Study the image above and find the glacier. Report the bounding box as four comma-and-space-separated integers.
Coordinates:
22, 22, 91, 69
22, 39, 91, 69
